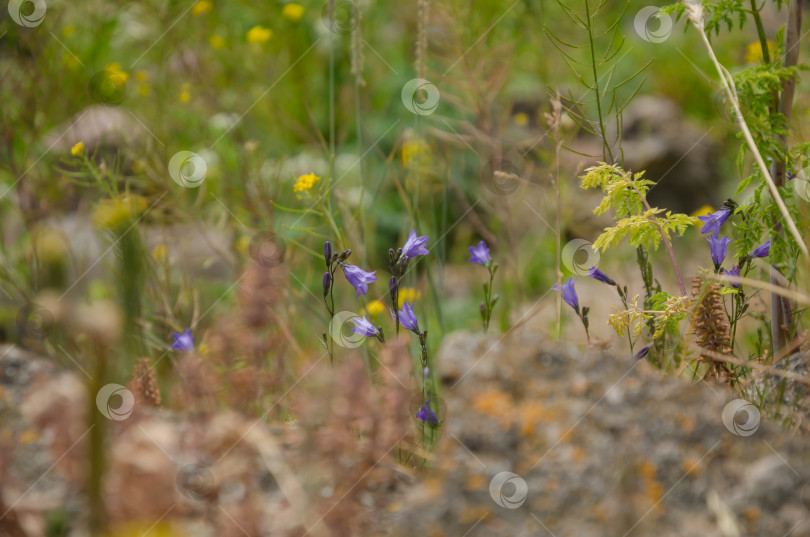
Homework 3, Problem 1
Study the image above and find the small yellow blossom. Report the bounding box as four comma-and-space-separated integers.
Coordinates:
92, 195, 147, 231
62, 25, 75, 38
151, 243, 167, 262
179, 82, 191, 103
401, 136, 432, 172
282, 3, 305, 21
70, 141, 84, 156
135, 70, 151, 97
745, 40, 774, 64
293, 173, 320, 195
247, 25, 273, 45
198, 343, 210, 356
513, 112, 529, 127
34, 227, 68, 264
191, 0, 212, 16
397, 287, 421, 308
236, 235, 252, 254
104, 62, 129, 85
210, 35, 225, 49
363, 300, 386, 317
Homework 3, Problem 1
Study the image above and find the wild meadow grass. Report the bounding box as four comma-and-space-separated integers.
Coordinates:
1, 0, 810, 533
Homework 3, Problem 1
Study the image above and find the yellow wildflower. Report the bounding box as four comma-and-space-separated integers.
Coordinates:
70, 141, 84, 156
401, 136, 431, 171
293, 173, 320, 195
191, 0, 212, 16
398, 287, 421, 308
151, 243, 167, 262
62, 25, 75, 38
236, 235, 252, 254
362, 300, 386, 317
282, 3, 305, 21
513, 112, 529, 127
104, 62, 129, 85
247, 25, 272, 45
745, 40, 774, 64
92, 195, 148, 231
179, 82, 191, 103
135, 71, 151, 97
210, 35, 225, 49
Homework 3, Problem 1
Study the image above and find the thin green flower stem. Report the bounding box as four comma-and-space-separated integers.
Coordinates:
483, 265, 495, 332
617, 286, 634, 356
749, 0, 771, 64
692, 22, 809, 261
584, 0, 614, 163
630, 182, 687, 296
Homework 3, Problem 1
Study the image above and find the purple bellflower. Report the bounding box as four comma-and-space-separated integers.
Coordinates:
350, 316, 379, 338
634, 346, 649, 360
399, 229, 430, 260
171, 328, 194, 352
396, 302, 420, 333
724, 265, 741, 288
707, 234, 731, 267
698, 207, 732, 236
553, 278, 579, 311
468, 240, 491, 266
415, 400, 438, 424
749, 240, 771, 259
341, 264, 377, 297
587, 266, 615, 286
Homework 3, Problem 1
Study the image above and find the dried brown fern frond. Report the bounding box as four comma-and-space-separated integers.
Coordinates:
690, 277, 734, 383
129, 357, 161, 409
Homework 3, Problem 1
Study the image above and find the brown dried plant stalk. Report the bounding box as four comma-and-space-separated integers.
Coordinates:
690, 277, 734, 383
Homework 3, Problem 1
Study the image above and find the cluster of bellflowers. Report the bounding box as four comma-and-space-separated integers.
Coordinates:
469, 240, 499, 332
320, 241, 383, 361
699, 204, 771, 350
319, 230, 438, 426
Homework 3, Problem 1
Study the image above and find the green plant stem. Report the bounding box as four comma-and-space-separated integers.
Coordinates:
631, 183, 687, 295
584, 0, 614, 163
749, 0, 771, 64
692, 20, 808, 260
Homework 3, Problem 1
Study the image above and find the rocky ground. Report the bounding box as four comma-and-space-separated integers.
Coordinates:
1, 327, 809, 536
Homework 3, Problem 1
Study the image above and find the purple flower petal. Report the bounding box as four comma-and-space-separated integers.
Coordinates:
350, 316, 378, 338
553, 278, 579, 310
749, 240, 771, 258
400, 229, 430, 260
171, 328, 195, 352
415, 400, 438, 424
341, 264, 377, 297
724, 265, 741, 288
587, 266, 615, 286
698, 207, 731, 235
707, 234, 731, 267
396, 302, 420, 333
468, 240, 491, 266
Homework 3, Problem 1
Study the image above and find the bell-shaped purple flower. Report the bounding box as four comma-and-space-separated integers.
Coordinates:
634, 346, 649, 360
749, 240, 771, 258
468, 240, 491, 266
415, 400, 438, 424
399, 229, 430, 260
396, 302, 420, 333
341, 264, 377, 297
553, 278, 579, 310
707, 234, 731, 267
724, 265, 741, 288
171, 328, 195, 352
350, 316, 379, 338
698, 207, 732, 236
587, 266, 615, 286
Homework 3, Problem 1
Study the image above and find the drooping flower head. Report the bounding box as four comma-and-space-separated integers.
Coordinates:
341, 264, 377, 297
415, 400, 438, 424
553, 278, 579, 311
322, 272, 332, 297
706, 234, 732, 267
350, 316, 379, 338
171, 328, 194, 352
396, 302, 420, 333
399, 229, 430, 260
468, 240, 491, 266
749, 239, 771, 259
724, 265, 741, 288
587, 266, 615, 286
324, 241, 332, 266
634, 346, 649, 360
698, 207, 732, 236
